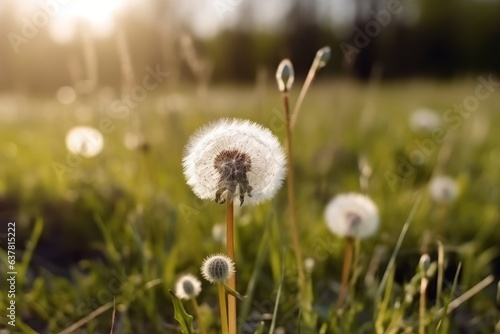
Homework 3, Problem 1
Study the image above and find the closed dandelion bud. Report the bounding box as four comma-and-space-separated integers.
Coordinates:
276, 59, 294, 92
175, 274, 202, 300
324, 193, 379, 239
419, 254, 431, 274
315, 46, 331, 69
201, 254, 235, 284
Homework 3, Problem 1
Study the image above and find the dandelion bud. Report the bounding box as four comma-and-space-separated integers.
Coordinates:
201, 254, 235, 284
276, 59, 294, 92
315, 46, 331, 69
175, 274, 202, 300
419, 254, 431, 273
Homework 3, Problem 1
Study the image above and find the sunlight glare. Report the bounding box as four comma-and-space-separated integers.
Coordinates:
49, 0, 127, 42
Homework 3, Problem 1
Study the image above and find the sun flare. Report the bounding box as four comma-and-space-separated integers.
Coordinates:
57, 0, 126, 41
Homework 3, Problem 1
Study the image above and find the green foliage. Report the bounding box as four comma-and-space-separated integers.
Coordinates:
169, 291, 194, 334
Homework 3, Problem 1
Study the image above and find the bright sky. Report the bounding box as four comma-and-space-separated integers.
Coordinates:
11, 0, 357, 41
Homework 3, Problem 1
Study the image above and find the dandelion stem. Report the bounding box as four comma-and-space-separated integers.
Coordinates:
226, 200, 237, 334
419, 275, 428, 334
191, 298, 206, 334
217, 283, 229, 334
281, 90, 305, 295
339, 237, 354, 307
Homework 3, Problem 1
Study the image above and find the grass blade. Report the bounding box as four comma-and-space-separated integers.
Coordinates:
269, 250, 286, 334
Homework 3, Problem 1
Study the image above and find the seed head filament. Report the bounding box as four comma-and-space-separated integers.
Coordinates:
213, 149, 253, 205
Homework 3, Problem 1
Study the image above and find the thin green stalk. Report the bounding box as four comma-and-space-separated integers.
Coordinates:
191, 298, 206, 334
226, 200, 237, 334
375, 192, 423, 319
291, 46, 330, 129
419, 276, 428, 334
436, 241, 444, 307
281, 90, 305, 295
339, 237, 354, 308
218, 283, 229, 334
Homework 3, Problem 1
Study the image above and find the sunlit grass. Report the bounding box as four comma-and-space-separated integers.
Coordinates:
0, 79, 499, 333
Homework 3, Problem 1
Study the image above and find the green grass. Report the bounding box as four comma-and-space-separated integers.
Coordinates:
0, 79, 499, 333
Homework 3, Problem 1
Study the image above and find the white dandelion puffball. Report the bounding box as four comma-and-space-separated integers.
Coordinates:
175, 274, 202, 300
182, 119, 286, 206
201, 254, 235, 284
324, 193, 379, 239
65, 126, 104, 158
409, 108, 442, 132
429, 176, 458, 203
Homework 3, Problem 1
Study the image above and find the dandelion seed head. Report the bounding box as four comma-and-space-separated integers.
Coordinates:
200, 254, 235, 284
409, 108, 441, 132
429, 176, 458, 203
324, 193, 379, 239
65, 126, 104, 158
175, 274, 202, 300
182, 118, 286, 206
276, 59, 294, 92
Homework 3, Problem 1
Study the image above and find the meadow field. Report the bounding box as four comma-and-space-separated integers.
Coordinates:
1, 79, 500, 333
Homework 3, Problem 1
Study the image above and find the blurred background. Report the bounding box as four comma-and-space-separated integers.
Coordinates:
1, 0, 500, 93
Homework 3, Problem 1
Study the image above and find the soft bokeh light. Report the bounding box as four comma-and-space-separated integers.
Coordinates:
19, 0, 131, 42
56, 86, 77, 105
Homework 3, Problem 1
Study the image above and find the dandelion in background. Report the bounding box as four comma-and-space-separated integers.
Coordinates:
175, 274, 202, 300
324, 193, 379, 306
429, 175, 458, 203
324, 193, 379, 239
212, 223, 226, 244
429, 175, 457, 237
175, 274, 205, 334
65, 126, 104, 158
200, 254, 237, 334
409, 108, 442, 133
183, 118, 285, 333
